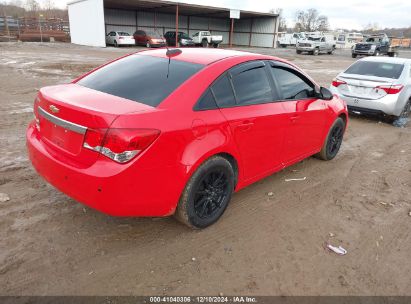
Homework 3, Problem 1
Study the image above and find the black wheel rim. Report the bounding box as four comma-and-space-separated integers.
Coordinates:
328, 124, 344, 156
194, 170, 229, 219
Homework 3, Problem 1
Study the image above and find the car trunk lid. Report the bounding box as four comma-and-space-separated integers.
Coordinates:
35, 84, 154, 164
335, 73, 395, 100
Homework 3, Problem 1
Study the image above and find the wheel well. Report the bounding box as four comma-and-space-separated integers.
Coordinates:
216, 153, 239, 188
339, 113, 348, 126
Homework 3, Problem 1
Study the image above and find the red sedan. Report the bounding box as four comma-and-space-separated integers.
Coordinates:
27, 48, 348, 229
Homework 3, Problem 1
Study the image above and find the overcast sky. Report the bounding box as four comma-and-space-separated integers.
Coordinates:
50, 0, 410, 30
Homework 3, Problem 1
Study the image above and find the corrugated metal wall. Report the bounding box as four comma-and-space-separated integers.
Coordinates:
104, 8, 276, 47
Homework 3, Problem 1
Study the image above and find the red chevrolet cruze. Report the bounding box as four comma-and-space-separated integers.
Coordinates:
27, 48, 348, 228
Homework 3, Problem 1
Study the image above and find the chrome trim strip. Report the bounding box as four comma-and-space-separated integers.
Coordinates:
38, 106, 87, 135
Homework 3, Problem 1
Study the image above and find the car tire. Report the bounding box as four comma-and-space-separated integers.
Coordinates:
313, 48, 319, 56
146, 41, 151, 48
316, 117, 345, 161
296, 50, 302, 54
328, 48, 334, 55
175, 156, 235, 229
352, 54, 357, 58
393, 99, 411, 127
114, 40, 118, 47
213, 44, 219, 48
202, 39, 208, 48
374, 50, 380, 56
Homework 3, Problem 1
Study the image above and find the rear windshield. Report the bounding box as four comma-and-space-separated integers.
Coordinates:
344, 61, 404, 79
77, 54, 204, 107
118, 32, 130, 36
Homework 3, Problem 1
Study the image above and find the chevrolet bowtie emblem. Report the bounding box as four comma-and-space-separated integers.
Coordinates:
49, 105, 60, 114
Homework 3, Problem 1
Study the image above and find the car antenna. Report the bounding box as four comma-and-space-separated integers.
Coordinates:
154, 27, 182, 78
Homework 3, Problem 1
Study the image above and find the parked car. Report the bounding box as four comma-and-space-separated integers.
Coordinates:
330, 57, 411, 122
192, 31, 223, 48
277, 32, 305, 48
164, 31, 195, 47
27, 48, 348, 229
296, 35, 336, 55
133, 29, 166, 48
352, 34, 399, 58
106, 31, 135, 47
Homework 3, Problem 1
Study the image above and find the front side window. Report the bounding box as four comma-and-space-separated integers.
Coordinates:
77, 54, 204, 107
230, 65, 273, 105
271, 67, 314, 100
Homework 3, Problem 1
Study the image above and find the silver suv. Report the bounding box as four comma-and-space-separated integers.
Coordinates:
330, 57, 411, 124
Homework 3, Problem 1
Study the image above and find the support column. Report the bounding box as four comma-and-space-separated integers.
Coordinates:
248, 18, 254, 47
229, 18, 234, 48
273, 16, 279, 48
175, 4, 179, 47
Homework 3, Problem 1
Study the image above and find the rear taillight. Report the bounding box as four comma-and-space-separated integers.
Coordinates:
375, 84, 404, 95
83, 128, 160, 163
332, 78, 347, 87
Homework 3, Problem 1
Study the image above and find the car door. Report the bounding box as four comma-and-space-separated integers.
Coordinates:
268, 61, 328, 165
133, 31, 140, 45
380, 37, 390, 53
320, 37, 326, 52
213, 61, 289, 180
138, 31, 146, 45
106, 32, 113, 44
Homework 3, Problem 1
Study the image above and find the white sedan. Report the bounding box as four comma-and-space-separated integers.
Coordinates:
106, 31, 135, 47
330, 57, 411, 125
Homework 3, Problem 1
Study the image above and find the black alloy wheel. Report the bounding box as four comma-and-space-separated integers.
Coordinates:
175, 156, 235, 229
193, 170, 230, 219
327, 122, 344, 157
316, 117, 346, 161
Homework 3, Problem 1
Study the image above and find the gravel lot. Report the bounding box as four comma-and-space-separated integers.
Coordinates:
0, 42, 410, 296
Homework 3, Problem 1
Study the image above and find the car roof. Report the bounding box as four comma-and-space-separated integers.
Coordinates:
137, 48, 262, 65
359, 57, 411, 65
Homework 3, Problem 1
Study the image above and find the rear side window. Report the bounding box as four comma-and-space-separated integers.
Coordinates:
77, 54, 203, 107
345, 61, 404, 79
271, 67, 314, 100
211, 74, 236, 108
195, 89, 218, 111
231, 66, 273, 105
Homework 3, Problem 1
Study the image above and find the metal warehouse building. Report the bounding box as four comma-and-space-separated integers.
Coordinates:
67, 0, 279, 48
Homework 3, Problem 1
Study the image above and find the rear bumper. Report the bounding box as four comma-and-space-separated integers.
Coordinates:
330, 88, 400, 116
26, 123, 186, 217
151, 43, 166, 47
181, 41, 195, 46
118, 40, 135, 45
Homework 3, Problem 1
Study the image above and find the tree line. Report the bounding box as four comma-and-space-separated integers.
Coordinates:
0, 0, 68, 19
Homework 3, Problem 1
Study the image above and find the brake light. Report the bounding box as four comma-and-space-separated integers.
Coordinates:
332, 78, 347, 87
375, 84, 404, 95
83, 128, 160, 163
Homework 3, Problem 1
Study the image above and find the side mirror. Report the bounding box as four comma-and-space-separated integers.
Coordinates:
320, 87, 333, 100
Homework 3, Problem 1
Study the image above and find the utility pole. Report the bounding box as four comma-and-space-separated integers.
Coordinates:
39, 14, 43, 43
3, 11, 10, 41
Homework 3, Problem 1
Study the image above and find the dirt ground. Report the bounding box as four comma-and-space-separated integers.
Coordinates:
0, 42, 410, 296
